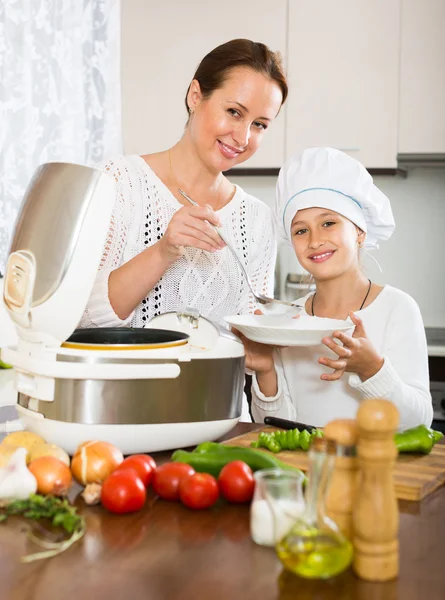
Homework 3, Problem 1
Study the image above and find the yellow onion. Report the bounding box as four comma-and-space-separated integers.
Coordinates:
28, 456, 73, 496
29, 443, 70, 467
71, 441, 123, 485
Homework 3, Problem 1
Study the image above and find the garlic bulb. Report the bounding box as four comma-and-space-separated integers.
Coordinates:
0, 447, 37, 503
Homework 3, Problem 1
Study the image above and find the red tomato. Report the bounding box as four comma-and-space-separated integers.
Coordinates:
218, 461, 255, 504
116, 455, 156, 487
179, 473, 219, 510
143, 454, 157, 473
152, 463, 195, 501
101, 468, 146, 514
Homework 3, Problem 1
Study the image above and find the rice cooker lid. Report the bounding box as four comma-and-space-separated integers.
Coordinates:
2, 162, 117, 347
62, 327, 189, 351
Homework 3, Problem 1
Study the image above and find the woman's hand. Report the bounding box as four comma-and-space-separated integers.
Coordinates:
318, 312, 384, 382
158, 205, 226, 262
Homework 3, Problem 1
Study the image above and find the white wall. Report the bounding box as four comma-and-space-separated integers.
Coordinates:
228, 168, 445, 328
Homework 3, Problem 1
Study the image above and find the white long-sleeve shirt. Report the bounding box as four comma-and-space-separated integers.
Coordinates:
251, 286, 433, 431
79, 155, 277, 329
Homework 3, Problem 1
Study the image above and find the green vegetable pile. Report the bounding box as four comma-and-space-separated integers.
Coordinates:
250, 428, 324, 453
247, 424, 444, 455
0, 494, 85, 562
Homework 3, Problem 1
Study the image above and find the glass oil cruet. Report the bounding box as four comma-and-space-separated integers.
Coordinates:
275, 437, 353, 579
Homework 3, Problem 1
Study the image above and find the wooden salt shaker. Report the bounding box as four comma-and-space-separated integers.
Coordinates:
352, 399, 400, 581
323, 419, 359, 539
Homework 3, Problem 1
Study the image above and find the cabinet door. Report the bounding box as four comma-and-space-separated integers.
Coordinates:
286, 0, 401, 168
121, 0, 287, 168
399, 0, 445, 154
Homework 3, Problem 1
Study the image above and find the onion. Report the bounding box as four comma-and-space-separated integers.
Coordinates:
71, 441, 123, 486
28, 456, 73, 496
29, 443, 70, 467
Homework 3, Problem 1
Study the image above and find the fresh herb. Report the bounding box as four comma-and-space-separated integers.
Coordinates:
0, 494, 86, 562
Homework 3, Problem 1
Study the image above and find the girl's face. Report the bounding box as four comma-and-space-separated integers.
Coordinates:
290, 207, 365, 281
187, 67, 283, 172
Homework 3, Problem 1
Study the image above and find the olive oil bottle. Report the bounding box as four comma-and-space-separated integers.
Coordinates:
276, 437, 353, 579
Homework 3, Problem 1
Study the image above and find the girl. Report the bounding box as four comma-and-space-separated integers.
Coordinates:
243, 147, 433, 430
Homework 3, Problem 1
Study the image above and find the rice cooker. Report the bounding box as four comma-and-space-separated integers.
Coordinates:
1, 162, 245, 454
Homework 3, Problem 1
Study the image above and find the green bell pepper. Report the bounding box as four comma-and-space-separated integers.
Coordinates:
394, 425, 443, 454
433, 430, 444, 444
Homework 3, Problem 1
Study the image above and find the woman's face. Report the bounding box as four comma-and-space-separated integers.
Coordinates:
187, 67, 283, 171
290, 207, 365, 281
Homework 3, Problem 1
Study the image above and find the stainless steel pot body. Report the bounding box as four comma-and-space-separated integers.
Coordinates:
17, 353, 245, 425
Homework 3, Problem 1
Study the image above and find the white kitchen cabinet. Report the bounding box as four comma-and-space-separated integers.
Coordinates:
121, 0, 287, 168
398, 0, 445, 154
285, 0, 401, 169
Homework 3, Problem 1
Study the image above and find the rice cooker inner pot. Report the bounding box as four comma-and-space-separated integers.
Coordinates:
63, 327, 189, 349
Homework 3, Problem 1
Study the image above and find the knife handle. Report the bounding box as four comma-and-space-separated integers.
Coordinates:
264, 416, 316, 433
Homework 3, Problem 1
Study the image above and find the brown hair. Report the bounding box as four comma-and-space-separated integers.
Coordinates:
185, 38, 288, 114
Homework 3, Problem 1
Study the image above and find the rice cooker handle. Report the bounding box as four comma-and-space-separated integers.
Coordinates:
2, 348, 181, 381
62, 362, 182, 380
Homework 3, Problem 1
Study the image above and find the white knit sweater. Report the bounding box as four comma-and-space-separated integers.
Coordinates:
251, 286, 433, 431
79, 155, 277, 329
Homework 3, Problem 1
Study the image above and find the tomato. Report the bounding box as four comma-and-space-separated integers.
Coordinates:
152, 462, 195, 501
141, 454, 157, 473
116, 454, 156, 487
179, 473, 219, 510
218, 461, 255, 504
101, 468, 146, 514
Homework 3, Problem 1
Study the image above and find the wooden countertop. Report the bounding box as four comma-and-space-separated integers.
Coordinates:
1, 423, 445, 600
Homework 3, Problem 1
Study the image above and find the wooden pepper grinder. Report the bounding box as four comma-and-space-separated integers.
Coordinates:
352, 399, 400, 581
323, 419, 359, 539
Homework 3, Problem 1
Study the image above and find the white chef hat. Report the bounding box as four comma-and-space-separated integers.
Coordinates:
274, 147, 395, 249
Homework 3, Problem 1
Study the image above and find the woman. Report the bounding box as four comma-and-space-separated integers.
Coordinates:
80, 39, 287, 332
241, 147, 433, 430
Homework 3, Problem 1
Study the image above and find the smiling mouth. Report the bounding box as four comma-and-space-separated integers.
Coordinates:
217, 140, 244, 159
308, 250, 335, 263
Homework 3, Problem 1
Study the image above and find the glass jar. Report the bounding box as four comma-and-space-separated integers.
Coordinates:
250, 468, 305, 547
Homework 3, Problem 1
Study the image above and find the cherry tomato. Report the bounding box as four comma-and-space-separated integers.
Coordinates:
101, 468, 146, 514
218, 461, 255, 504
116, 455, 156, 487
179, 473, 219, 510
152, 463, 195, 501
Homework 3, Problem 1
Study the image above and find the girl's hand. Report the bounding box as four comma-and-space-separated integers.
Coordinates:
232, 311, 275, 374
233, 329, 275, 375
159, 205, 226, 261
318, 312, 384, 382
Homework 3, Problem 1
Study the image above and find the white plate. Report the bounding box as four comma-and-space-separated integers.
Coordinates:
224, 314, 354, 347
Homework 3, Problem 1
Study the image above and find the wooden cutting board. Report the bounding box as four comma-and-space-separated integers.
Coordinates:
224, 426, 445, 502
